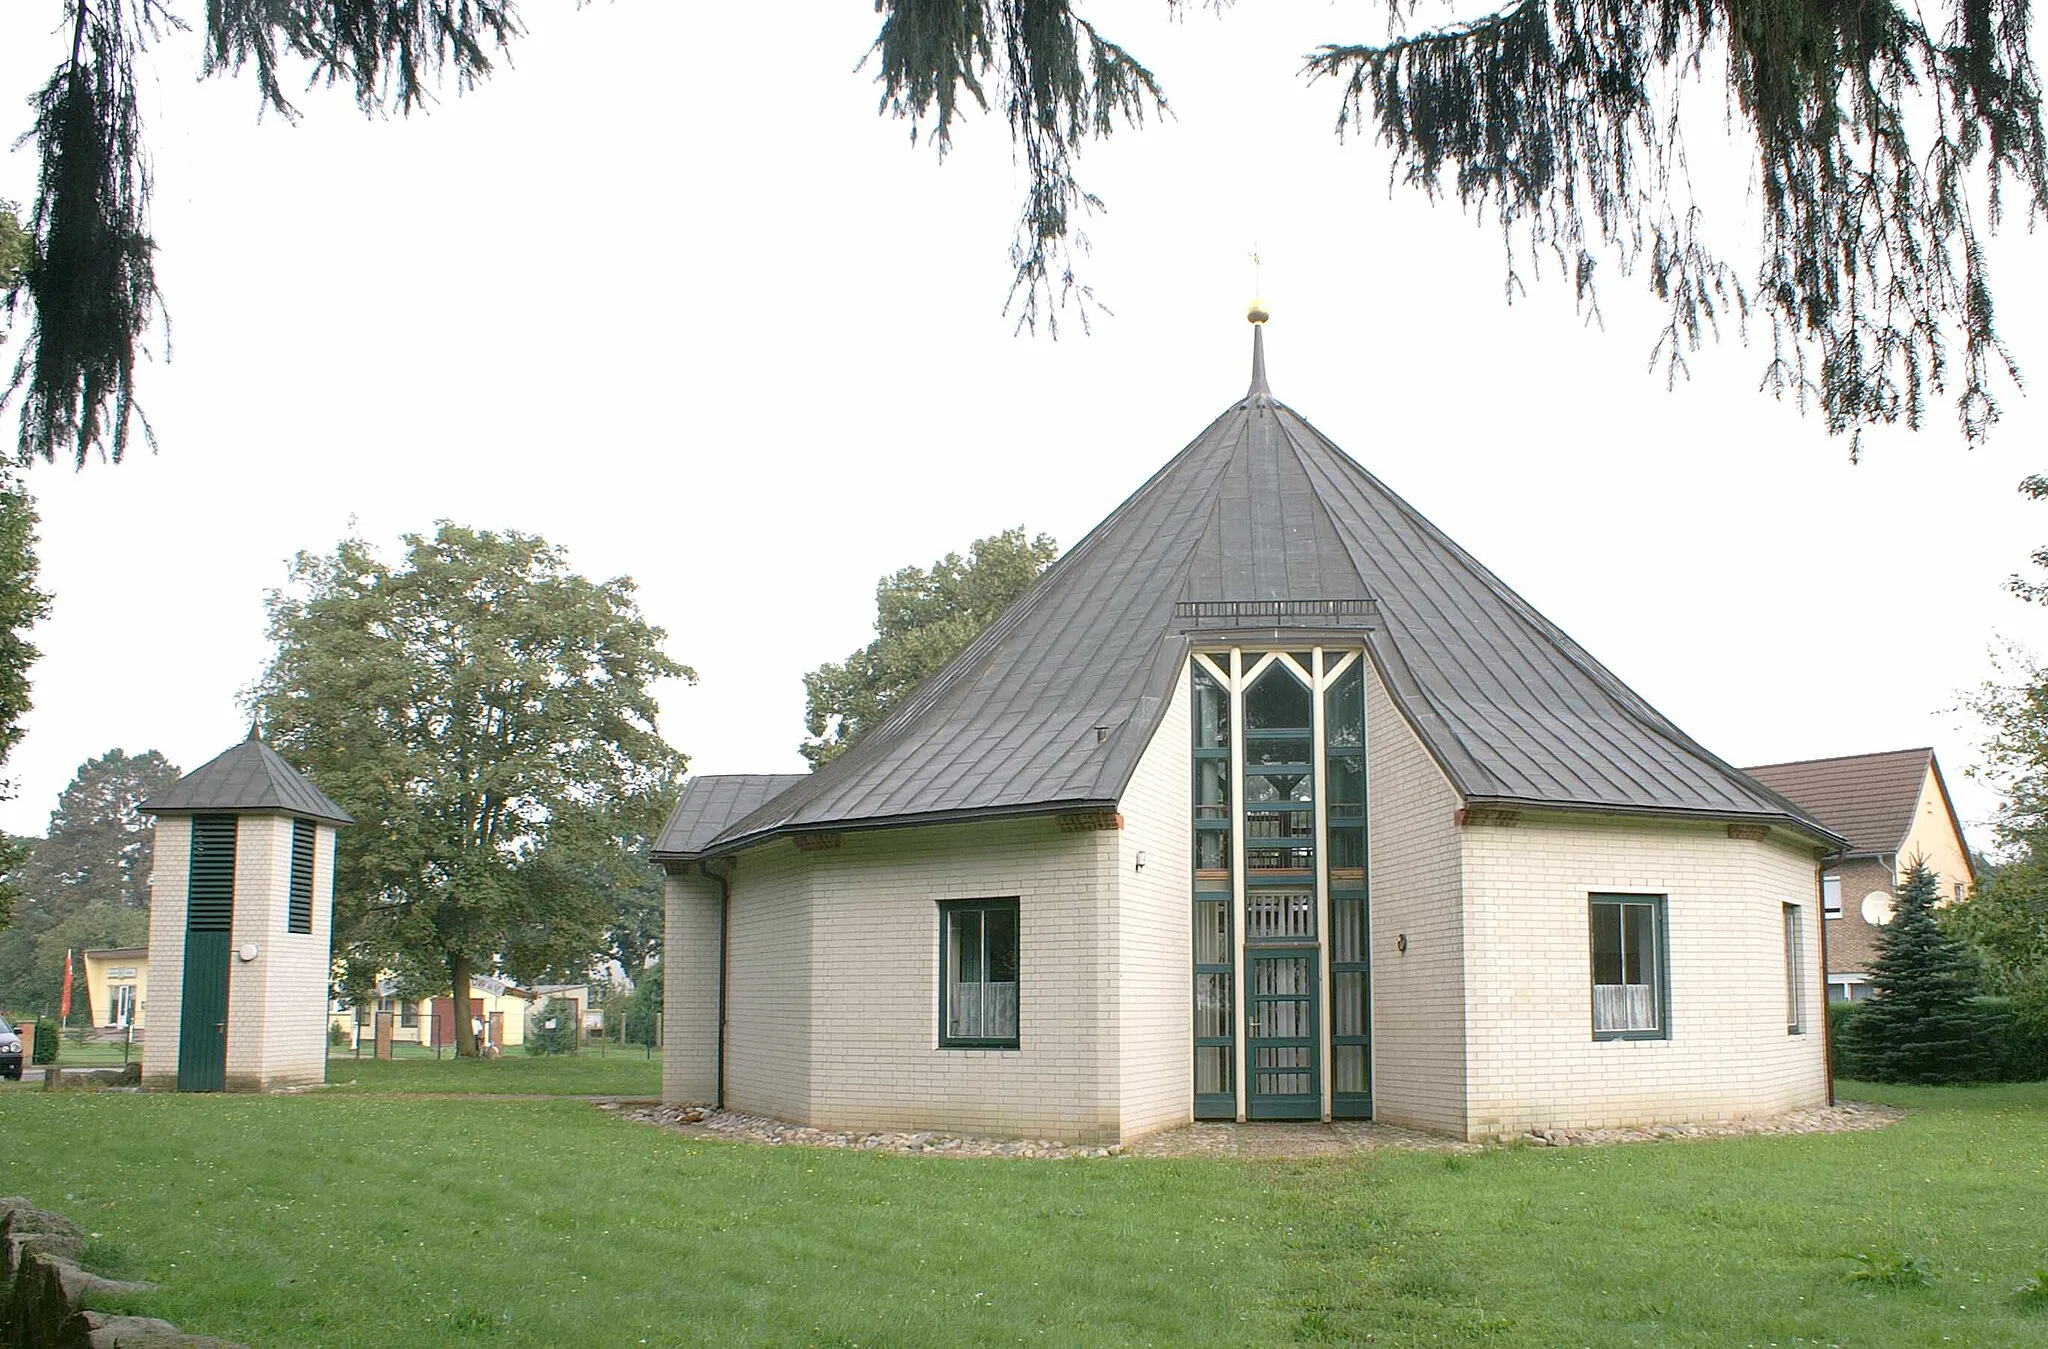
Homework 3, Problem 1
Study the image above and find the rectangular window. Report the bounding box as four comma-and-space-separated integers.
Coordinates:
1821, 873, 1841, 918
1590, 895, 1667, 1039
400, 1000, 419, 1029
940, 899, 1020, 1048
1783, 903, 1806, 1034
288, 819, 316, 935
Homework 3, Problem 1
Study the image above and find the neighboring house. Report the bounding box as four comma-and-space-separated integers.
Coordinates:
1743, 748, 1974, 1003
82, 947, 148, 1030
528, 984, 603, 1038
655, 322, 1842, 1144
330, 975, 534, 1050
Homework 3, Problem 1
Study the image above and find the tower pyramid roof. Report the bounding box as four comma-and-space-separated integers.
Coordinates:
660, 327, 1832, 860
142, 729, 353, 826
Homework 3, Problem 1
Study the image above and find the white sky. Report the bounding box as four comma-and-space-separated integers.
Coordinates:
1, 3, 2043, 849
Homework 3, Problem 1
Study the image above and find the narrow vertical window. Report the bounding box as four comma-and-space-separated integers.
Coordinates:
288, 819, 316, 935
939, 899, 1020, 1048
1191, 660, 1235, 1116
1590, 895, 1667, 1039
1325, 657, 1369, 1117
1821, 874, 1841, 918
1784, 903, 1806, 1034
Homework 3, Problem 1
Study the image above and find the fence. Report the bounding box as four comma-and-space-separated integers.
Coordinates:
333, 1006, 664, 1059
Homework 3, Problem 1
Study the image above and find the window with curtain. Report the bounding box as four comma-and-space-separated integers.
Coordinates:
940, 898, 1020, 1048
1590, 895, 1667, 1039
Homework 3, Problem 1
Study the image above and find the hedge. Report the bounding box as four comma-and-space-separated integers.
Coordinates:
1830, 995, 2048, 1082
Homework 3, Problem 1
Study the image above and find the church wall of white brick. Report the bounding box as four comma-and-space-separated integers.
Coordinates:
1460, 815, 1828, 1137
1115, 664, 1196, 1140
1363, 658, 1470, 1136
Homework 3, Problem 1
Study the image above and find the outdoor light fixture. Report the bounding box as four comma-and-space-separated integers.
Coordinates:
237, 944, 260, 963
1396, 934, 1408, 954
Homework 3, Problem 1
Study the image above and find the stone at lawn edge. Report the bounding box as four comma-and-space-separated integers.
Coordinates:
0, 1202, 237, 1349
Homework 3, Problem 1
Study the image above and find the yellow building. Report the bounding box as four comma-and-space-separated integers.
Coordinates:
328, 975, 537, 1050
82, 947, 149, 1030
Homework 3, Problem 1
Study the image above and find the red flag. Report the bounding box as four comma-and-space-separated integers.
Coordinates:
59, 949, 74, 1023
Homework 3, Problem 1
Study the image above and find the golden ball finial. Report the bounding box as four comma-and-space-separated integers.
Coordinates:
1247, 300, 1270, 325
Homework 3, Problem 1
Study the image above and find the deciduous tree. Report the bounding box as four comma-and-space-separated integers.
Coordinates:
10, 748, 180, 916
802, 527, 1057, 766
0, 472, 49, 935
254, 523, 691, 1056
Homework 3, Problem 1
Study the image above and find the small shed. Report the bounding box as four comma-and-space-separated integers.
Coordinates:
140, 729, 352, 1091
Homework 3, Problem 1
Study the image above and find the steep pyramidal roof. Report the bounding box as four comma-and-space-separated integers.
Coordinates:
663, 326, 1834, 861
142, 729, 354, 826
1745, 748, 1962, 859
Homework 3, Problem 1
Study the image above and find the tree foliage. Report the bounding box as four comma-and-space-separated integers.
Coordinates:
4, 1, 524, 467
876, 0, 2044, 447
10, 748, 180, 915
1837, 860, 1994, 1083
0, 747, 166, 1014
801, 526, 1058, 767
254, 523, 691, 1055
0, 472, 49, 934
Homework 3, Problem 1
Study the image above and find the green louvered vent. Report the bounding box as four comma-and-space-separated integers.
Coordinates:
288, 819, 316, 934
187, 815, 237, 934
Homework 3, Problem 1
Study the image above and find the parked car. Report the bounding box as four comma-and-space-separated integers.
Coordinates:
0, 1015, 22, 1081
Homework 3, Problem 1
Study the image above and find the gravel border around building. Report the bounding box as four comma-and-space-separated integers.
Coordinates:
611, 1099, 1904, 1160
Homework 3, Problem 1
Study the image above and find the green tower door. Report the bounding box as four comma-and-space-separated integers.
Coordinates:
1246, 950, 1319, 1119
178, 815, 237, 1092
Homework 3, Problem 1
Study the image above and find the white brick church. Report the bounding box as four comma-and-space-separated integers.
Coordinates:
653, 320, 1839, 1143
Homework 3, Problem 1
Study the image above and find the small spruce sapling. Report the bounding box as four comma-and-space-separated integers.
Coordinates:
1838, 860, 1994, 1083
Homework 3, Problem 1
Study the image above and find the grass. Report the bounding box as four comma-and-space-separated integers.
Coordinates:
325, 1049, 659, 1096
0, 1080, 2041, 1347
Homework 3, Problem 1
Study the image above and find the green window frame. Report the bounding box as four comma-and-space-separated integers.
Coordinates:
288, 819, 316, 935
1784, 902, 1806, 1035
939, 898, 1021, 1049
1590, 894, 1669, 1041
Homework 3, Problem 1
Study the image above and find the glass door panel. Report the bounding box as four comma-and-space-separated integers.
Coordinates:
1247, 952, 1319, 1119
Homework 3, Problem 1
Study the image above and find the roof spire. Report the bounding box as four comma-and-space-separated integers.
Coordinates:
1246, 301, 1270, 397
1245, 246, 1270, 396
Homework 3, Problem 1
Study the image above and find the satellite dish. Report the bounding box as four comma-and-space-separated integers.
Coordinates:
1860, 892, 1896, 926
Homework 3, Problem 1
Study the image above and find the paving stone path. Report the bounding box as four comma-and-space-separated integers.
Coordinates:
612, 1098, 1902, 1160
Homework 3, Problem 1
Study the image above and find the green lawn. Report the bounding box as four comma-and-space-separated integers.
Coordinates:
324, 1049, 659, 1096
0, 1081, 2042, 1347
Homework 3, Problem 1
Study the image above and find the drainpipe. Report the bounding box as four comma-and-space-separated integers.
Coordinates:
699, 858, 732, 1111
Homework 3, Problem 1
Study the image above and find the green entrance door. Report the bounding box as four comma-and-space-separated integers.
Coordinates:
177, 931, 229, 1091
1246, 951, 1319, 1119
178, 814, 236, 1092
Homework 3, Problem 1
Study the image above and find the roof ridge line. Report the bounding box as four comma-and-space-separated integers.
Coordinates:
1742, 747, 1935, 772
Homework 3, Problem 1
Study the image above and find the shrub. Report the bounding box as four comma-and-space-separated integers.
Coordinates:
31, 1017, 57, 1064
525, 997, 579, 1056
1834, 995, 2048, 1082
1977, 997, 2048, 1082
328, 1020, 353, 1050
621, 976, 663, 1048
1829, 1000, 1872, 1078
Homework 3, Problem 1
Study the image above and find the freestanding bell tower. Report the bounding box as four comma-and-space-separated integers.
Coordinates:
139, 728, 352, 1091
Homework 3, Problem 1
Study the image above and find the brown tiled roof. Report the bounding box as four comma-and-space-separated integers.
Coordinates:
1741, 749, 1932, 854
